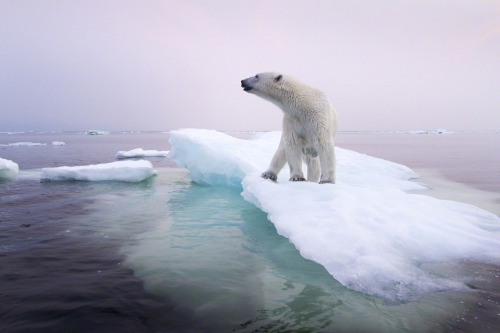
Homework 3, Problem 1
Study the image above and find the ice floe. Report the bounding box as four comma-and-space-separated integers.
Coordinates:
0, 158, 19, 179
393, 129, 454, 134
85, 130, 109, 135
52, 141, 66, 146
116, 148, 169, 159
0, 142, 46, 146
41, 160, 156, 182
169, 129, 500, 302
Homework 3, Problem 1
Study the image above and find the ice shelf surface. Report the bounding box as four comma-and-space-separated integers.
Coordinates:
0, 158, 19, 179
116, 148, 169, 159
41, 160, 156, 182
169, 129, 500, 302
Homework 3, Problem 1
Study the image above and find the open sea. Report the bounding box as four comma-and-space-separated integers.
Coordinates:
1, 131, 499, 332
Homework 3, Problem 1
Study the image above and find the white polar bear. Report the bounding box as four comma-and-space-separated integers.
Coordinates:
241, 72, 337, 183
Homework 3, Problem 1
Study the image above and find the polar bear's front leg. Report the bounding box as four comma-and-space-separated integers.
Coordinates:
285, 140, 305, 181
318, 141, 336, 184
262, 136, 286, 182
305, 156, 320, 183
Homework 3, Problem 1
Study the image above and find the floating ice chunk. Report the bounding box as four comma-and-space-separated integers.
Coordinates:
41, 160, 156, 182
0, 158, 19, 179
169, 129, 500, 302
393, 129, 454, 134
52, 141, 66, 146
85, 130, 109, 135
116, 148, 169, 159
434, 128, 453, 134
406, 130, 428, 134
0, 142, 46, 146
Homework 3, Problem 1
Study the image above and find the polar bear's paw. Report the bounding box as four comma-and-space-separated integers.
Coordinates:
290, 175, 306, 182
261, 171, 278, 182
319, 180, 335, 184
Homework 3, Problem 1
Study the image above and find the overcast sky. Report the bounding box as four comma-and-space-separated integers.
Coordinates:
1, 0, 499, 131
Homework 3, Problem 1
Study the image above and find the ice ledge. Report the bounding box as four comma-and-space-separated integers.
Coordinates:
168, 129, 424, 191
168, 129, 500, 302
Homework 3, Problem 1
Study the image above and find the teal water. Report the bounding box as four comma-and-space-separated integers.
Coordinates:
114, 169, 496, 332
1, 132, 499, 332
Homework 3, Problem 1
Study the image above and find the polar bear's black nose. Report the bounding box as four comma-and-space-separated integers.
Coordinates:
241, 79, 253, 92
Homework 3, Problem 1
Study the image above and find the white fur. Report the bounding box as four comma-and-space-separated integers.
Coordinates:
241, 72, 337, 183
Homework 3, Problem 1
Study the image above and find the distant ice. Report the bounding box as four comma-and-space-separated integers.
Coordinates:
41, 160, 156, 182
169, 129, 500, 302
0, 158, 19, 179
51, 141, 66, 146
406, 130, 428, 134
0, 142, 46, 146
116, 148, 169, 159
85, 130, 109, 135
435, 128, 453, 134
393, 129, 453, 134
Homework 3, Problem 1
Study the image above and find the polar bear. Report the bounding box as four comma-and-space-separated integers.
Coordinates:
241, 72, 337, 183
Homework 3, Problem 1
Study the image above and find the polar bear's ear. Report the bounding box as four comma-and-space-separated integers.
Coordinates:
274, 74, 282, 82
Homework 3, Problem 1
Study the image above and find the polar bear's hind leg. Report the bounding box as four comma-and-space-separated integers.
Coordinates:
318, 142, 336, 184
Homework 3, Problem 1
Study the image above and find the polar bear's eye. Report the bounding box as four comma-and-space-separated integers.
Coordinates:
274, 74, 282, 82
255, 75, 259, 79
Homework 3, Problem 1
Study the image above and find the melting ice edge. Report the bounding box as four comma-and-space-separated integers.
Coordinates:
168, 129, 500, 302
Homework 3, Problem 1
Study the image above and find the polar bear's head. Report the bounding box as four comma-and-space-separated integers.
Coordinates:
241, 72, 286, 106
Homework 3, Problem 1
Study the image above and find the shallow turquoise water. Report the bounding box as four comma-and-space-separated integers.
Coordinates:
1, 132, 499, 332
101, 169, 494, 332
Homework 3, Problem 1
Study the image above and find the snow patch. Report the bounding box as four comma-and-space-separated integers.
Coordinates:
168, 129, 500, 302
41, 160, 156, 182
52, 141, 66, 146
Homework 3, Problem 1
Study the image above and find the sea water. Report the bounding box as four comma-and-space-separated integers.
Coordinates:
0, 131, 499, 332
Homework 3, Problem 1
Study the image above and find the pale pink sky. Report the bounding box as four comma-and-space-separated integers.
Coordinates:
1, 0, 499, 131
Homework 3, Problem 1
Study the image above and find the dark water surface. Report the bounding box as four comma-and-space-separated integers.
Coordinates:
336, 132, 500, 193
1, 131, 499, 332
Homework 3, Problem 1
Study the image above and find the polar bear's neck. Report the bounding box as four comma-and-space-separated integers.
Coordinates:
277, 86, 326, 117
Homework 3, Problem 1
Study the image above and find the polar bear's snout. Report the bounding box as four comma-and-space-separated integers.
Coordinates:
241, 77, 256, 92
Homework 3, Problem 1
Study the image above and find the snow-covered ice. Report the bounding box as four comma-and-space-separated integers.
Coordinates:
41, 160, 156, 182
85, 130, 109, 135
169, 129, 500, 302
0, 142, 46, 146
52, 141, 66, 146
0, 158, 19, 179
116, 148, 169, 159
